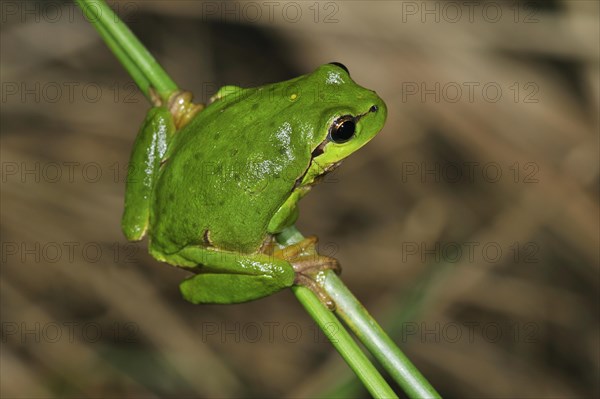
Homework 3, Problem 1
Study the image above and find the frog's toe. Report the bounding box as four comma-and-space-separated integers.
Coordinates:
167, 90, 205, 130
294, 274, 336, 310
291, 255, 341, 275
269, 236, 319, 258
290, 255, 341, 311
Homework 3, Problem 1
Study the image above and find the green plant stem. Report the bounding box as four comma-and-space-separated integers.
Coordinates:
278, 226, 441, 399
293, 286, 398, 399
76, 0, 150, 97
75, 0, 178, 103
325, 273, 441, 398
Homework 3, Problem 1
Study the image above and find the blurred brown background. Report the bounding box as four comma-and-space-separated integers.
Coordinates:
1, 1, 598, 398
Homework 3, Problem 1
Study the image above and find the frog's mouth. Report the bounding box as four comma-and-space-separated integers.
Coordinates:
293, 150, 342, 190
309, 160, 343, 188
313, 159, 342, 184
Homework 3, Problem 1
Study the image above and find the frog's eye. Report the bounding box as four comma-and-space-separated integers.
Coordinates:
328, 62, 350, 75
329, 115, 356, 144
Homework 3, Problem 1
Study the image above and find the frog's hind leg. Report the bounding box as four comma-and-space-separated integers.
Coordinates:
181, 273, 287, 304
161, 245, 295, 304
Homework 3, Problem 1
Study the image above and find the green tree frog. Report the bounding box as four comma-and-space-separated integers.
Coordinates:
122, 63, 387, 306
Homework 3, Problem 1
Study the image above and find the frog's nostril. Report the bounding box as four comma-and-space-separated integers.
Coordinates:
369, 105, 378, 113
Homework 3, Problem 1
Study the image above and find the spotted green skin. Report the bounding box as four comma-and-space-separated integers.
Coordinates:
122, 64, 387, 304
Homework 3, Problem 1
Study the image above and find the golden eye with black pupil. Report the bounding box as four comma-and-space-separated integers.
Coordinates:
329, 115, 356, 143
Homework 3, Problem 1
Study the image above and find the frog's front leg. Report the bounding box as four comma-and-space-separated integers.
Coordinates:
122, 107, 175, 241
122, 91, 204, 241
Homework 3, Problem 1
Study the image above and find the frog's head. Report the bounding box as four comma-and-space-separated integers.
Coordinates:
297, 62, 387, 188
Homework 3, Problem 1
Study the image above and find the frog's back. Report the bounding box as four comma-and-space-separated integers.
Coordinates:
149, 86, 314, 255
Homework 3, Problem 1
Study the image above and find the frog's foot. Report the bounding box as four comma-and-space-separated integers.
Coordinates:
271, 236, 341, 310
166, 90, 205, 130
